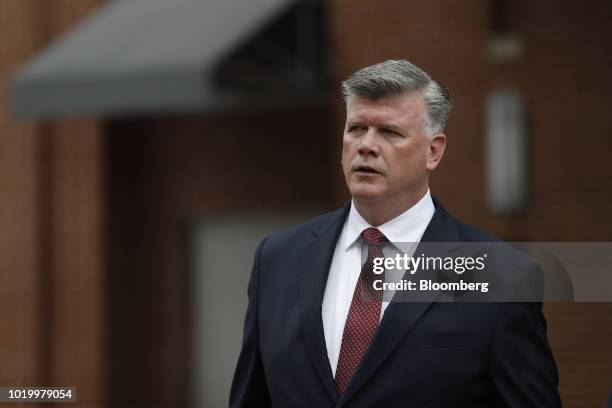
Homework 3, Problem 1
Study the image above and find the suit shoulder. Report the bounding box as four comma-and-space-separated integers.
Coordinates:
454, 218, 534, 263
261, 207, 346, 252
452, 218, 503, 243
449, 216, 542, 298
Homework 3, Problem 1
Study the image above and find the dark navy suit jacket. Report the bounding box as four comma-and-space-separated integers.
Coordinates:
230, 199, 561, 407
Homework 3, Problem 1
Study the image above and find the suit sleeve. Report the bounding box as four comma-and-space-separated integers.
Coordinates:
490, 262, 562, 407
229, 239, 272, 408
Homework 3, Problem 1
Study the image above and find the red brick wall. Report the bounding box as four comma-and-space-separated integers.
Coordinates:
0, 1, 106, 406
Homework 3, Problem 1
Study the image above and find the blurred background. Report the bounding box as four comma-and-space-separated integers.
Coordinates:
1, 0, 611, 406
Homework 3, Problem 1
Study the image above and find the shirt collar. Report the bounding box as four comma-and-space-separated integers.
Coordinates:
344, 189, 435, 250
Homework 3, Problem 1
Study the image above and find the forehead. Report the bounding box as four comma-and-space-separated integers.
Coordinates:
345, 92, 426, 127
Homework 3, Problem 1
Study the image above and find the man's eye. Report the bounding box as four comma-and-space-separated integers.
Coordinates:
349, 125, 364, 132
382, 128, 401, 137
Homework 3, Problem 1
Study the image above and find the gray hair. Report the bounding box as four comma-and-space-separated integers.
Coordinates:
341, 59, 452, 137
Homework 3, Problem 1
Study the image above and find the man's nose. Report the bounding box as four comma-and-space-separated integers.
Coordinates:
358, 128, 381, 156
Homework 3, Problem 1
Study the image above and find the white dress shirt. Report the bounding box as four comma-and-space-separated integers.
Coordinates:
321, 190, 436, 376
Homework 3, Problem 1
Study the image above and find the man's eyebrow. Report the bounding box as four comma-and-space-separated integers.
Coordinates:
373, 122, 403, 132
345, 119, 365, 128
346, 119, 402, 131
380, 123, 402, 131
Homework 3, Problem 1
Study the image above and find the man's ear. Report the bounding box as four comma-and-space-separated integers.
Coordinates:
426, 133, 446, 171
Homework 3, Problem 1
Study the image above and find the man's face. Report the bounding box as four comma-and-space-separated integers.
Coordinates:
341, 92, 443, 206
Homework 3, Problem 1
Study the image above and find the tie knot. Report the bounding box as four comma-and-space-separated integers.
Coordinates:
361, 227, 387, 245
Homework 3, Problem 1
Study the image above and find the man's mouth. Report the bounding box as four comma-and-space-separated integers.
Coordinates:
353, 165, 381, 175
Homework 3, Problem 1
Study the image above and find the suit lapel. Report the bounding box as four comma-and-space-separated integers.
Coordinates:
299, 204, 350, 403
337, 198, 461, 407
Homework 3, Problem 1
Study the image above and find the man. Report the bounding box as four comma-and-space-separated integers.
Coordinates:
230, 60, 561, 407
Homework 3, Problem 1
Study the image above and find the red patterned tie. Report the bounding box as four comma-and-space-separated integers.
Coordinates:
335, 227, 387, 395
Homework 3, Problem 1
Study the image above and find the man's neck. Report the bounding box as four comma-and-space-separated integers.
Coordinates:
353, 188, 429, 227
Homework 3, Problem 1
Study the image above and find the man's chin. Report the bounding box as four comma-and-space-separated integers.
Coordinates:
349, 187, 386, 203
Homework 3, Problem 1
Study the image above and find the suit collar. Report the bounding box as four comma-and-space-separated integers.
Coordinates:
421, 195, 461, 242
299, 203, 349, 403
